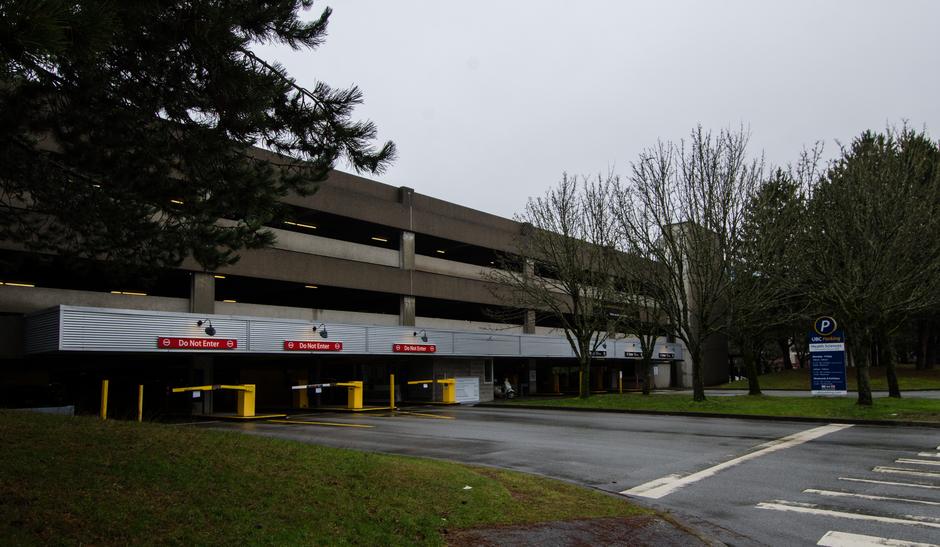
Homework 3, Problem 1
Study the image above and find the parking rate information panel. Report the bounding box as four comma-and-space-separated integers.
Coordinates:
809, 329, 847, 396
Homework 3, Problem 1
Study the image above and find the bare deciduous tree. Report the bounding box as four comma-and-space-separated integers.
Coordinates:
615, 126, 763, 402
488, 173, 621, 398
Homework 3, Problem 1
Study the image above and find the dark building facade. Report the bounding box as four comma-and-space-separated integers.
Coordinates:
0, 170, 700, 417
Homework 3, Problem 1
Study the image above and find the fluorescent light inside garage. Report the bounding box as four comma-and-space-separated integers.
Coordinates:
284, 221, 317, 230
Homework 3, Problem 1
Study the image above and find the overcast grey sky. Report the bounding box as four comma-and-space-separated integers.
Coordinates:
255, 1, 940, 219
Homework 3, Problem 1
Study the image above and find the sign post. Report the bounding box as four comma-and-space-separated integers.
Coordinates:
809, 316, 847, 396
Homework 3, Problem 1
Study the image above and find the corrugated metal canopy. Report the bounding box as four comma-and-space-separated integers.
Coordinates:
24, 305, 683, 360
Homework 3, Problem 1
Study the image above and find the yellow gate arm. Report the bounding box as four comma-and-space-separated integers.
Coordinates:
171, 384, 257, 417
171, 384, 254, 393
406, 378, 457, 404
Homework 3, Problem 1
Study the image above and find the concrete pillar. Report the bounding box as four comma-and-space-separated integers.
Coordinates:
189, 272, 215, 314
527, 358, 537, 394
399, 186, 414, 208
523, 258, 535, 277
524, 310, 536, 334
523, 258, 536, 334
400, 295, 416, 327
190, 355, 214, 415
400, 230, 415, 270
399, 186, 416, 329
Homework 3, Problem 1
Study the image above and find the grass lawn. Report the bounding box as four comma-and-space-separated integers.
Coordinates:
506, 393, 940, 422
0, 411, 647, 546
716, 364, 940, 390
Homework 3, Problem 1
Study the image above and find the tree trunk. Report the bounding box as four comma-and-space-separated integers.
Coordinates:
641, 357, 652, 395
778, 337, 792, 370
744, 345, 762, 396
691, 345, 706, 402
927, 322, 938, 370
579, 343, 591, 399
916, 319, 928, 370
853, 337, 873, 406
880, 334, 901, 398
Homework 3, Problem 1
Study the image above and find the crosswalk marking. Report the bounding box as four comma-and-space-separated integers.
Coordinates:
804, 488, 940, 507
621, 424, 852, 499
756, 500, 940, 529
897, 458, 940, 467
817, 531, 938, 547
916, 453, 940, 458
876, 466, 940, 479
839, 477, 940, 491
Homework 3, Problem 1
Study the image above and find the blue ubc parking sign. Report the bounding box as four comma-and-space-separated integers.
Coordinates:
809, 316, 847, 395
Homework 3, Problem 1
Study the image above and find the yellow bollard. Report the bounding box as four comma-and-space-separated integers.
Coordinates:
137, 384, 144, 422
99, 379, 109, 420
236, 384, 256, 417
390, 374, 395, 409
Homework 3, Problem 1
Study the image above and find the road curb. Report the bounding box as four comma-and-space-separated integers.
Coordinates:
474, 403, 940, 428
710, 388, 940, 392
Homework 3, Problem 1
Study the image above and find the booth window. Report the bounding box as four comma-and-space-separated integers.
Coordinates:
484, 359, 494, 384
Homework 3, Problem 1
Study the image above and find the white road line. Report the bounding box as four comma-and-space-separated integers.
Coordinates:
917, 453, 940, 458
621, 423, 853, 499
804, 488, 940, 507
840, 477, 940, 491
897, 458, 940, 467
876, 466, 940, 479
817, 530, 939, 547
756, 500, 940, 529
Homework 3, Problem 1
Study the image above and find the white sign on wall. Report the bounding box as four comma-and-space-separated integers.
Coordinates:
454, 377, 480, 403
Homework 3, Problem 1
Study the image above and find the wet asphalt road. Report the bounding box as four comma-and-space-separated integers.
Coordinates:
199, 406, 940, 546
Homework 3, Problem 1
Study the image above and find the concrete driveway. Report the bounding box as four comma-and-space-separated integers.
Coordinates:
200, 406, 940, 546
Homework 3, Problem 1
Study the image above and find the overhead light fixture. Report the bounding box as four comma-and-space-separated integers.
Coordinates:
222, 299, 237, 303
110, 290, 146, 296
213, 275, 226, 279
371, 236, 388, 243
197, 319, 216, 336
436, 249, 446, 254
2, 282, 35, 287
413, 329, 429, 343
170, 199, 184, 205
304, 284, 317, 289
284, 221, 317, 230
313, 323, 328, 338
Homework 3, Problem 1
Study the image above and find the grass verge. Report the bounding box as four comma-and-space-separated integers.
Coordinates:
0, 411, 647, 546
504, 393, 940, 423
716, 365, 940, 390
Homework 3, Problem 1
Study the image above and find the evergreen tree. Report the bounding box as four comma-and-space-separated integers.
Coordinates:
802, 128, 940, 404
0, 1, 395, 269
